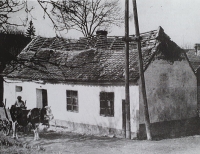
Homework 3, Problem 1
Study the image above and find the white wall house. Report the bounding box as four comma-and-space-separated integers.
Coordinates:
4, 80, 139, 137
3, 27, 198, 139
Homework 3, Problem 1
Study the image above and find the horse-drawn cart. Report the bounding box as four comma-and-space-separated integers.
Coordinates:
0, 103, 12, 136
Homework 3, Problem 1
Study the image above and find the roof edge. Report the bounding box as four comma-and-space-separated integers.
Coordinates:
3, 77, 138, 86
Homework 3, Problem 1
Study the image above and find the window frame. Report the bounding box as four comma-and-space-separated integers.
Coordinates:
66, 90, 78, 112
100, 92, 114, 117
16, 86, 23, 92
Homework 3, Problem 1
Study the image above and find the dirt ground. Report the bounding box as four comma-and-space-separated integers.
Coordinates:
1, 127, 200, 154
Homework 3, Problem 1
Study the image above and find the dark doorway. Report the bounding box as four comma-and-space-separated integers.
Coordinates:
122, 99, 126, 138
0, 77, 3, 107
36, 89, 48, 108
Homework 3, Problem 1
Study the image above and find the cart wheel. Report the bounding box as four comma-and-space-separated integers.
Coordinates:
2, 120, 11, 136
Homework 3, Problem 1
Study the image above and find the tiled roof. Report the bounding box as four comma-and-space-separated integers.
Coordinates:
4, 48, 156, 82
185, 49, 200, 72
22, 29, 159, 52
3, 26, 181, 83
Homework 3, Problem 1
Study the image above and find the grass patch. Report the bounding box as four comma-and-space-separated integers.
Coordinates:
0, 132, 45, 154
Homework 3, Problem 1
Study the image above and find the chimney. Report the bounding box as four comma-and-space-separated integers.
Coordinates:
194, 43, 200, 56
95, 30, 108, 49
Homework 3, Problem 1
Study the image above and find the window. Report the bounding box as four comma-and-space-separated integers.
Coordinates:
16, 86, 22, 92
100, 92, 114, 117
66, 90, 78, 112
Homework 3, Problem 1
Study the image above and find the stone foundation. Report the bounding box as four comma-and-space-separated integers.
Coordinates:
49, 119, 137, 139
49, 118, 200, 140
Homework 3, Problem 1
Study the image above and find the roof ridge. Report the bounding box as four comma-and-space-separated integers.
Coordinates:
23, 28, 160, 52
156, 26, 171, 41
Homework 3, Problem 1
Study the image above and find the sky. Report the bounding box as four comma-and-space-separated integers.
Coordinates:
10, 0, 200, 48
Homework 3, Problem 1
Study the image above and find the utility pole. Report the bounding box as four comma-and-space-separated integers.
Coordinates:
125, 0, 131, 139
132, 0, 152, 140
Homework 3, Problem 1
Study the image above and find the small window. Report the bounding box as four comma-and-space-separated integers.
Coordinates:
16, 86, 22, 92
66, 90, 78, 112
100, 92, 114, 117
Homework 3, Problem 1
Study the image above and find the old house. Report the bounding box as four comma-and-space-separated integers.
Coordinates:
2, 27, 198, 139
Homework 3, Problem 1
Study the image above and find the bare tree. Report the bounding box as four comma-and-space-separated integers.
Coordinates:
0, 0, 60, 33
1, 0, 123, 37
0, 0, 28, 31
0, 0, 82, 69
0, 0, 78, 34
0, 0, 124, 73
42, 0, 123, 37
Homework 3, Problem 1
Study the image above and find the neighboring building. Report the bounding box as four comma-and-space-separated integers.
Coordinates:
186, 47, 200, 118
194, 43, 200, 56
3, 27, 198, 139
186, 44, 200, 74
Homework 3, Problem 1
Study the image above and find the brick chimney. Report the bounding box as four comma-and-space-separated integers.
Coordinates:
194, 43, 200, 56
95, 30, 108, 49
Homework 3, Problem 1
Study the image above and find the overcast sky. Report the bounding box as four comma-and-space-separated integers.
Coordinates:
11, 0, 200, 48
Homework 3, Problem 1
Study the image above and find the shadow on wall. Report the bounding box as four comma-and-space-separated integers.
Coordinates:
139, 117, 200, 140
150, 87, 195, 122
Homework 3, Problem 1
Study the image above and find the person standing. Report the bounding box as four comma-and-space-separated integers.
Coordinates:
14, 96, 25, 109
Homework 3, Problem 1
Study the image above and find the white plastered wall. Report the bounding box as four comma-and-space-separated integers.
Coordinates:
4, 79, 139, 133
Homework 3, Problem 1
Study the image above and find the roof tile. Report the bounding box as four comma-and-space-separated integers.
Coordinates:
4, 27, 178, 83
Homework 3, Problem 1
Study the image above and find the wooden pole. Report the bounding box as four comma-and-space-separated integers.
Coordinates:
125, 0, 131, 139
132, 0, 152, 140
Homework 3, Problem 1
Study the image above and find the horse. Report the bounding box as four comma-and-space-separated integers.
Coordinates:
10, 105, 54, 140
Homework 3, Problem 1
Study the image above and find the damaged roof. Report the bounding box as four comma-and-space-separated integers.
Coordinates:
3, 26, 184, 83
22, 28, 158, 52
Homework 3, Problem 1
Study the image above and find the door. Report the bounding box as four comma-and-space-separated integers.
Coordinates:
36, 89, 48, 108
122, 99, 126, 138
42, 89, 48, 107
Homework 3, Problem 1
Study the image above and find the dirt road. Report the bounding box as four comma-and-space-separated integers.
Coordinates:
1, 129, 200, 154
